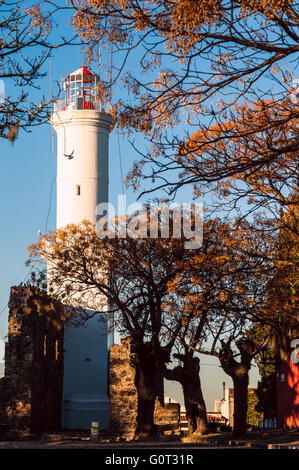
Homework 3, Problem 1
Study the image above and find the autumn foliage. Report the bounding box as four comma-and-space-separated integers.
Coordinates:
0, 1, 78, 140
63, 0, 299, 224
28, 213, 279, 436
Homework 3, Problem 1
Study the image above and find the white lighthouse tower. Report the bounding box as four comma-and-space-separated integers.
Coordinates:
51, 66, 113, 430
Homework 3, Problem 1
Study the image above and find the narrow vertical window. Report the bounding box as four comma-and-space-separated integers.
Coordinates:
43, 335, 47, 357
55, 340, 59, 361
76, 184, 81, 196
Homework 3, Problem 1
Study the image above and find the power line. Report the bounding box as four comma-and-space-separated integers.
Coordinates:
50, 60, 54, 154
0, 303, 8, 317
117, 131, 125, 194
45, 177, 56, 232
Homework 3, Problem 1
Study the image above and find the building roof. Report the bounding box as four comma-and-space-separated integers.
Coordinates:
67, 65, 97, 78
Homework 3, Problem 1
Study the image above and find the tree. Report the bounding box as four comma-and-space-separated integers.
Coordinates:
247, 389, 263, 428
267, 198, 299, 337
29, 209, 223, 437
250, 199, 299, 421
167, 217, 276, 436
162, 217, 248, 436
256, 369, 277, 421
28, 214, 279, 438
127, 96, 298, 222
165, 351, 208, 435
64, 0, 298, 220
219, 339, 257, 436
0, 1, 77, 140
28, 219, 190, 438
68, 0, 298, 128
161, 215, 270, 436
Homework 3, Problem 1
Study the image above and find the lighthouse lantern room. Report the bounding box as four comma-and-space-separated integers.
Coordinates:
54, 65, 101, 112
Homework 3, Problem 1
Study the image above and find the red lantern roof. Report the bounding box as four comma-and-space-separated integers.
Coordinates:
67, 65, 98, 79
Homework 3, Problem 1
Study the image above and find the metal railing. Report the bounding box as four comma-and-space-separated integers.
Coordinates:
53, 97, 104, 113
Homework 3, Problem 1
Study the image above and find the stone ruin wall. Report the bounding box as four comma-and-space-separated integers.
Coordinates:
109, 337, 138, 439
154, 401, 181, 430
109, 337, 181, 439
0, 286, 64, 438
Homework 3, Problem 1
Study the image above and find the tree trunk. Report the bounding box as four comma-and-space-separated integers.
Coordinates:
166, 354, 208, 435
183, 391, 208, 435
135, 391, 157, 439
232, 372, 249, 437
181, 357, 208, 435
219, 339, 255, 437
133, 345, 164, 439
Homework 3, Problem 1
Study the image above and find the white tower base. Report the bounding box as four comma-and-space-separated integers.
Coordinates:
62, 394, 110, 430
62, 313, 110, 430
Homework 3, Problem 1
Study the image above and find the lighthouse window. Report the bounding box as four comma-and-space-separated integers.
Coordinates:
76, 185, 81, 196
43, 335, 47, 357
55, 340, 59, 361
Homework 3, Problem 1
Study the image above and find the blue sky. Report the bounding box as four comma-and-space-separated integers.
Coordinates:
0, 11, 262, 410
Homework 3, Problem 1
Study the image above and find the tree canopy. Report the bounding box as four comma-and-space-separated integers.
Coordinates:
28, 213, 278, 436
0, 0, 77, 140
65, 0, 298, 218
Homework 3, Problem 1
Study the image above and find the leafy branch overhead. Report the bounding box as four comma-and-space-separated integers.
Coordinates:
0, 1, 79, 141
65, 0, 298, 219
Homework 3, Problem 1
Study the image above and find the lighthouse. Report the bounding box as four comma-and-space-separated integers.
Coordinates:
51, 66, 113, 430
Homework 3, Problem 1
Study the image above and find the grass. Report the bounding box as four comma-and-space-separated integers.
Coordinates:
182, 429, 299, 444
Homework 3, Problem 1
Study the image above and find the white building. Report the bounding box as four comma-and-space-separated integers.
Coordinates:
215, 385, 257, 427
214, 383, 234, 426
51, 66, 113, 430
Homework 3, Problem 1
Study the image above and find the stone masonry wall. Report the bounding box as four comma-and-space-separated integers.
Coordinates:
154, 401, 181, 430
0, 286, 64, 438
109, 337, 180, 439
109, 337, 138, 440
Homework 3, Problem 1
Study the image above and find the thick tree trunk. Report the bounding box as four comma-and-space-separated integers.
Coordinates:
219, 339, 254, 438
133, 345, 164, 439
166, 354, 208, 435
135, 392, 157, 439
232, 372, 249, 437
182, 369, 208, 435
